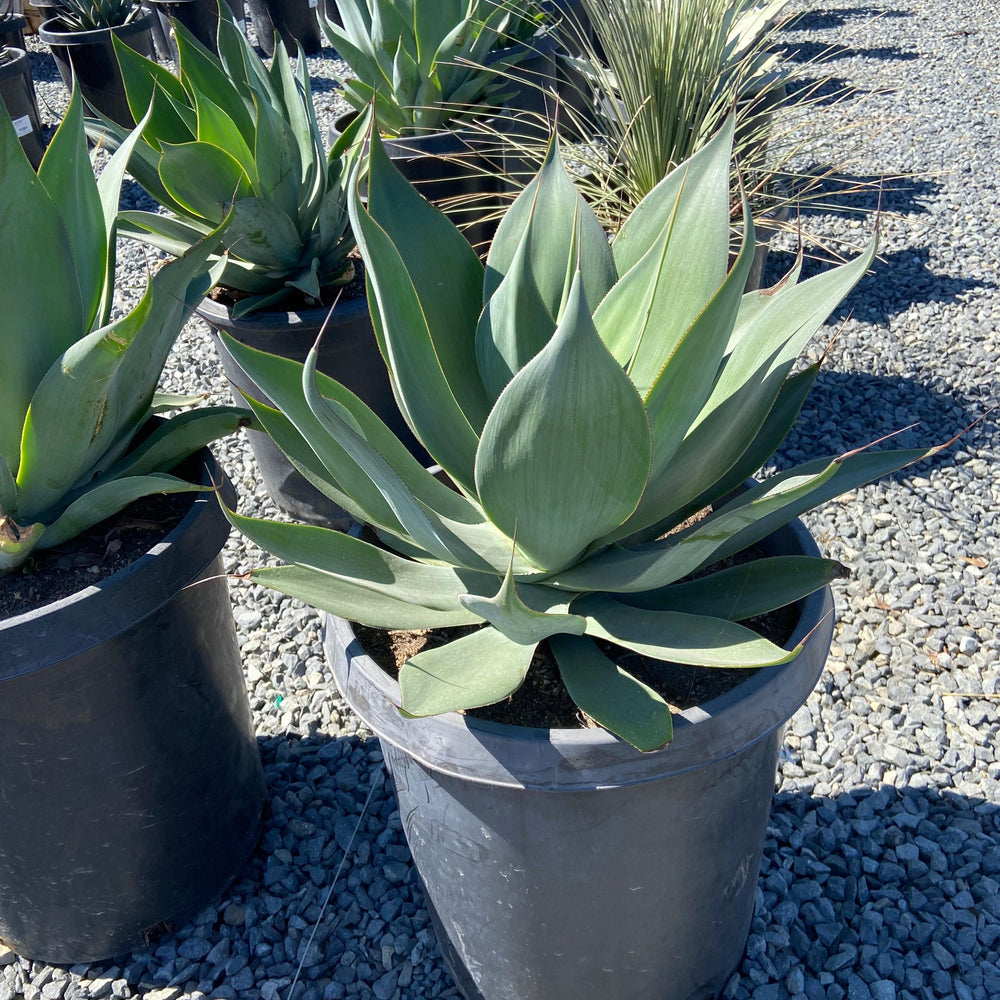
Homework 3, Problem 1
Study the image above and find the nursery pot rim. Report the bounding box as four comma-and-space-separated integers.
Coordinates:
326, 512, 834, 791
195, 284, 368, 331
38, 8, 150, 41
0, 446, 235, 680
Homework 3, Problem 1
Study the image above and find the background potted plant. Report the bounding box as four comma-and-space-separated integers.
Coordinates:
37, 0, 155, 125
0, 92, 264, 963
323, 0, 530, 250
214, 120, 956, 999
0, 0, 27, 46
88, 10, 423, 525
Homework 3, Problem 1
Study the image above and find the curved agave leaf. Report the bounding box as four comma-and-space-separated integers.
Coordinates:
93, 406, 250, 483
475, 271, 652, 571
484, 136, 617, 316
596, 119, 735, 386
174, 21, 256, 143
399, 626, 537, 717
618, 235, 878, 536
224, 505, 496, 622
475, 218, 557, 401
619, 555, 846, 619
193, 89, 259, 188
16, 228, 221, 520
459, 559, 587, 644
577, 594, 799, 669
622, 362, 821, 544
39, 475, 206, 550
611, 117, 735, 278
158, 140, 253, 223
555, 440, 942, 594
0, 99, 83, 470
38, 91, 106, 336
638, 211, 755, 479
349, 136, 485, 489
551, 634, 674, 751
226, 198, 309, 269
111, 33, 194, 149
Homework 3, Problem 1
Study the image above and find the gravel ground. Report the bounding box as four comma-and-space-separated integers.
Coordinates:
5, 0, 999, 998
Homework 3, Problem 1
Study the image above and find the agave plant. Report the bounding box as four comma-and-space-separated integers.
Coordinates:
48, 0, 141, 30
220, 118, 949, 751
322, 0, 522, 135
88, 8, 361, 318
0, 91, 247, 574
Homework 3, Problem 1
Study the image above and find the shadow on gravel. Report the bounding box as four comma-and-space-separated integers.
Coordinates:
763, 246, 996, 328
780, 72, 879, 105
43, 731, 439, 999
742, 782, 1000, 993
789, 173, 942, 220
56, 754, 1000, 1000
788, 7, 913, 32
775, 368, 987, 485
781, 39, 919, 64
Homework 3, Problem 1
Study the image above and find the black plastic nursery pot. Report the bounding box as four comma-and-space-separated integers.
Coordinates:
38, 12, 155, 127
324, 515, 835, 1000
197, 293, 428, 528
0, 451, 266, 964
0, 45, 45, 168
0, 12, 26, 50
487, 30, 558, 145
246, 0, 319, 57
331, 111, 504, 256
541, 0, 598, 139
148, 0, 246, 59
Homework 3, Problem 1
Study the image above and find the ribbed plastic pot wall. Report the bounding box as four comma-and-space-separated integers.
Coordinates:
325, 515, 834, 1000
0, 452, 265, 964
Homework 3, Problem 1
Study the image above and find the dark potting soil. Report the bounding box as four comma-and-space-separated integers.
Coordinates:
351, 551, 803, 730
0, 490, 194, 620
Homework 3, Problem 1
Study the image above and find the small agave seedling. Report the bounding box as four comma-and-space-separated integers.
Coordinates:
0, 91, 247, 574
88, 8, 361, 318
221, 117, 950, 751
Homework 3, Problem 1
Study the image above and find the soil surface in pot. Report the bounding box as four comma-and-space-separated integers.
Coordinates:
0, 489, 194, 619
351, 545, 805, 730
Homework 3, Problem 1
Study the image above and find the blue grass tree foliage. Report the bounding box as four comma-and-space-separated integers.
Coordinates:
221, 116, 948, 751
